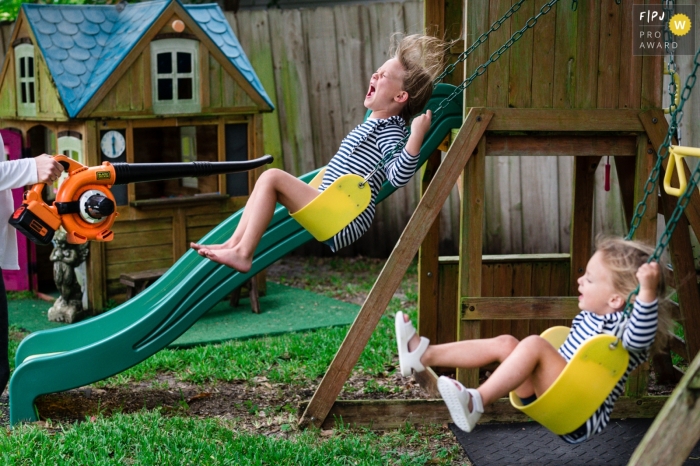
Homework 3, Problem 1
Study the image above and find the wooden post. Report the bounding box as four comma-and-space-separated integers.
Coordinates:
298, 108, 493, 429
659, 181, 700, 361
457, 135, 485, 388
631, 133, 658, 245
628, 349, 700, 465
623, 135, 659, 396
569, 156, 601, 294
418, 151, 441, 344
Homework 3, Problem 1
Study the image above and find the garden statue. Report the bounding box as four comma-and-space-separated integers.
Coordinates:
47, 228, 90, 323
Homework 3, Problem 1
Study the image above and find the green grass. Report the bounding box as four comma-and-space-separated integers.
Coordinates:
671, 322, 685, 367
0, 410, 456, 465
89, 296, 411, 387
2, 259, 462, 464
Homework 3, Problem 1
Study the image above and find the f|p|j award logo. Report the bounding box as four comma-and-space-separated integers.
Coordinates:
634, 4, 695, 56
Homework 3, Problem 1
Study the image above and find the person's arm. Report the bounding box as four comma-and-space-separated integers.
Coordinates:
0, 155, 63, 191
622, 262, 660, 352
404, 110, 432, 157
378, 123, 420, 188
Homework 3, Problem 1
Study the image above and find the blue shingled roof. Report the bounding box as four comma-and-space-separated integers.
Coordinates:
22, 0, 273, 118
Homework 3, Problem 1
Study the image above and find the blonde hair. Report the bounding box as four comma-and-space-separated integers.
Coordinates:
595, 236, 673, 354
390, 34, 448, 124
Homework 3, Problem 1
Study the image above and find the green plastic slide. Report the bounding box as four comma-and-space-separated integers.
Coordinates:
9, 84, 464, 425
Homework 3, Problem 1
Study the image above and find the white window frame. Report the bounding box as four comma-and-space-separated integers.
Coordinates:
15, 44, 36, 117
180, 126, 198, 189
58, 135, 83, 163
57, 135, 83, 189
150, 39, 200, 115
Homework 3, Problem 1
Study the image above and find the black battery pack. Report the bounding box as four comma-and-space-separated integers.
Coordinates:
9, 205, 56, 246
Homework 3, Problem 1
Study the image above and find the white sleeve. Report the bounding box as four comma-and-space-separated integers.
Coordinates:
0, 158, 38, 191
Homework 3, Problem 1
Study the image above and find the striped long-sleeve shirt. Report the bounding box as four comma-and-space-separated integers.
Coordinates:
558, 299, 658, 444
318, 115, 419, 252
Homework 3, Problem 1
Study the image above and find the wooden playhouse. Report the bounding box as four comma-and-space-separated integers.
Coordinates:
0, 0, 273, 309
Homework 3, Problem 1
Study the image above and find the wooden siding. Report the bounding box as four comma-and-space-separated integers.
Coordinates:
90, 49, 258, 118
0, 46, 16, 118
91, 53, 148, 116
0, 20, 67, 121
35, 53, 66, 119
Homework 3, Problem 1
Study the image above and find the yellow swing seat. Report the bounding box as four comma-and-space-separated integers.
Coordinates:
290, 167, 372, 242
509, 326, 629, 436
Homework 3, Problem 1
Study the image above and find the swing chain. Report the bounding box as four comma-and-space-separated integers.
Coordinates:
625, 45, 700, 241
623, 154, 700, 317
361, 0, 561, 186
571, 0, 577, 11
664, 0, 679, 128
436, 0, 527, 83
622, 46, 700, 317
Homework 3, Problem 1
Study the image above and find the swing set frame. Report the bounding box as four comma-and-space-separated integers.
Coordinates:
298, 1, 700, 455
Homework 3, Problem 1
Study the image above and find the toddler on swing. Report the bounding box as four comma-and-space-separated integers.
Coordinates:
192, 34, 447, 271
396, 237, 672, 444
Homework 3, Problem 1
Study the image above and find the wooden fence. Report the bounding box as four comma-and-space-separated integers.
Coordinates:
2, 2, 699, 258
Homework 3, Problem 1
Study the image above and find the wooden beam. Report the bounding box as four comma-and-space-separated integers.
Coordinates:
298, 108, 493, 429
569, 156, 601, 295
631, 133, 658, 243
670, 334, 689, 362
443, 253, 570, 264
418, 151, 441, 344
659, 179, 700, 361
461, 297, 580, 320
614, 155, 638, 226
457, 135, 486, 388
412, 367, 440, 399
416, 150, 441, 396
486, 108, 645, 132
628, 349, 700, 465
485, 135, 637, 158
299, 396, 667, 430
423, 0, 444, 37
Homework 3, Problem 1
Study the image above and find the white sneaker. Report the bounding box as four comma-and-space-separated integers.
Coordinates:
394, 312, 429, 377
438, 376, 483, 432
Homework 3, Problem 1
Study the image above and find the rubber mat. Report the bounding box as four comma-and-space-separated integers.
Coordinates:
450, 419, 700, 465
8, 282, 359, 347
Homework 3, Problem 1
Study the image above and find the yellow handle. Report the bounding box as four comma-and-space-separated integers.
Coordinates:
664, 64, 681, 114
663, 145, 700, 197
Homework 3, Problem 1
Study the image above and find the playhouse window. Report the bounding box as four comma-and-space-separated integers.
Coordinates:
57, 134, 83, 164
14, 44, 36, 117
151, 39, 200, 114
132, 125, 217, 201
57, 133, 83, 191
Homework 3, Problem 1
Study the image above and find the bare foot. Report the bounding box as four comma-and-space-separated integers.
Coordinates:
190, 241, 234, 251
202, 247, 252, 273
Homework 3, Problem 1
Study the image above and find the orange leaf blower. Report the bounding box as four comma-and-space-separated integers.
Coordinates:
10, 154, 273, 246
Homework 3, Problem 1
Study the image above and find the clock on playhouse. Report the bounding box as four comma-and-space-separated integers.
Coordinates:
100, 130, 126, 159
